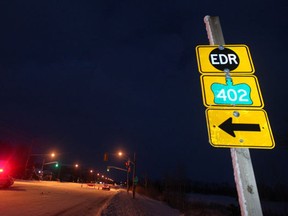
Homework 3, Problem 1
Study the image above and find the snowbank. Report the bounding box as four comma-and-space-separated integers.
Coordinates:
101, 191, 181, 216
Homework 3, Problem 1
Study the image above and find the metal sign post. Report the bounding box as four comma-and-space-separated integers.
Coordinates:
203, 15, 263, 216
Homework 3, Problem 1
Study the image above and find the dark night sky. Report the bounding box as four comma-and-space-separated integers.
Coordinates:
0, 1, 287, 184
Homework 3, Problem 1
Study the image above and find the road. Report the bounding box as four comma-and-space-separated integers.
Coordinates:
0, 180, 117, 216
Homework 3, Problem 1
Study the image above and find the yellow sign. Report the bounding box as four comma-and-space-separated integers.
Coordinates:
205, 108, 274, 149
196, 45, 254, 74
200, 75, 264, 108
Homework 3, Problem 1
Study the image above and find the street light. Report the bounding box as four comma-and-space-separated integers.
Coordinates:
72, 164, 79, 182
118, 151, 137, 198
41, 152, 57, 172
117, 152, 130, 193
24, 151, 57, 180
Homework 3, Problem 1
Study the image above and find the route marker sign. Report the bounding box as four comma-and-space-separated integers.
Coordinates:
205, 108, 274, 148
196, 45, 254, 74
200, 75, 264, 108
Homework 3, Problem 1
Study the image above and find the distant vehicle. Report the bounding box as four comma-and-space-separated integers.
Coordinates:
102, 184, 110, 191
0, 160, 14, 188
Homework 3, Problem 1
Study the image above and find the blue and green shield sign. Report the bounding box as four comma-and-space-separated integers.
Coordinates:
200, 75, 264, 108
211, 79, 252, 105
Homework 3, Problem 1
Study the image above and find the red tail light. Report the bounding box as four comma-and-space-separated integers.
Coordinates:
0, 160, 10, 174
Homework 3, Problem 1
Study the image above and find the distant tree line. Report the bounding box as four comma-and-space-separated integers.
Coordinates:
136, 173, 288, 215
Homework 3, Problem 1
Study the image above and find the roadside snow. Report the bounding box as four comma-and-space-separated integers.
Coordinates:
5, 181, 286, 215
187, 193, 238, 206
101, 191, 181, 216
2, 181, 181, 216
187, 192, 288, 215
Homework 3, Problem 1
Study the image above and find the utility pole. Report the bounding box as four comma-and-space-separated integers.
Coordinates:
203, 15, 263, 216
132, 152, 137, 199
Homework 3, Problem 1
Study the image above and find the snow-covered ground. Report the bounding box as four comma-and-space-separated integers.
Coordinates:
187, 193, 238, 206
101, 191, 181, 216
102, 191, 287, 216
1, 180, 287, 215
187, 192, 288, 215
0, 180, 182, 216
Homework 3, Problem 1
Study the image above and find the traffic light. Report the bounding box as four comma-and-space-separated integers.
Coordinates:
125, 161, 131, 172
104, 153, 108, 161
55, 163, 59, 168
125, 161, 130, 168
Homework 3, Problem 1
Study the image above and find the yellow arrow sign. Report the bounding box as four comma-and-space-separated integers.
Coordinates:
200, 75, 264, 108
196, 45, 254, 74
205, 108, 274, 149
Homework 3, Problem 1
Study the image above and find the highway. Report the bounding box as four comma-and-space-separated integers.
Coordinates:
0, 180, 117, 216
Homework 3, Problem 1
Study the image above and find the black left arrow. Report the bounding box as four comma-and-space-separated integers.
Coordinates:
218, 117, 261, 137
